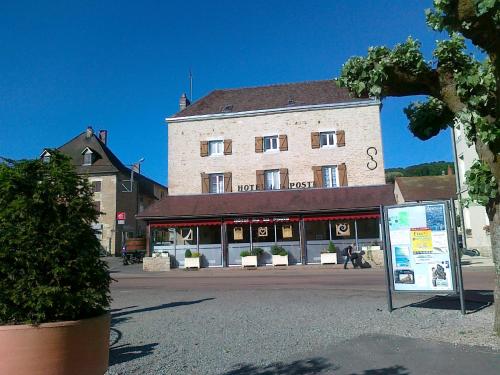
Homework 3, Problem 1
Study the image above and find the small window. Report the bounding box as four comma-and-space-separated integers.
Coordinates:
91, 181, 102, 193
83, 149, 93, 165
322, 166, 338, 188
264, 170, 280, 190
209, 174, 224, 194
209, 140, 223, 156
264, 136, 278, 152
42, 155, 51, 163
320, 131, 336, 147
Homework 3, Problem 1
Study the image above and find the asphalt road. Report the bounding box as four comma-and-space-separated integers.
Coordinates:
107, 261, 498, 374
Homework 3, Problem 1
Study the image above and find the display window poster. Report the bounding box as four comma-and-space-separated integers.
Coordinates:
386, 202, 455, 292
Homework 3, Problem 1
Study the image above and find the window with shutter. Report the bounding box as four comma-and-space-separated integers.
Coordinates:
312, 166, 323, 187
311, 132, 320, 149
279, 168, 289, 189
208, 140, 223, 156
224, 172, 232, 192
263, 136, 278, 152
320, 131, 336, 147
201, 173, 210, 193
338, 163, 348, 186
224, 139, 232, 155
256, 170, 265, 190
279, 135, 288, 151
336, 130, 345, 147
322, 166, 338, 188
200, 141, 209, 157
255, 137, 264, 153
264, 170, 280, 190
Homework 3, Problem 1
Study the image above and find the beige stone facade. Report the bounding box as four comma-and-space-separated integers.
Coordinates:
89, 175, 118, 254
168, 102, 385, 195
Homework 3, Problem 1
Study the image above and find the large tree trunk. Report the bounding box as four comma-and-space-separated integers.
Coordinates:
487, 197, 500, 335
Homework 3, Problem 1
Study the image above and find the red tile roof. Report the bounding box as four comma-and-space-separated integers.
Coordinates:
395, 176, 456, 202
137, 185, 395, 220
171, 80, 371, 118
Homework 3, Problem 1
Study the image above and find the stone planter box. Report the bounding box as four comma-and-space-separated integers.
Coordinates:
320, 252, 337, 265
0, 313, 110, 375
241, 255, 258, 268
272, 254, 288, 267
143, 256, 171, 272
184, 257, 201, 269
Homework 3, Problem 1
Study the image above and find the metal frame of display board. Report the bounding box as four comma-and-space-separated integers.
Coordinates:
380, 200, 465, 315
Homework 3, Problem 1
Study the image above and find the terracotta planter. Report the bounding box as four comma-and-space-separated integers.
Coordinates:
0, 313, 110, 375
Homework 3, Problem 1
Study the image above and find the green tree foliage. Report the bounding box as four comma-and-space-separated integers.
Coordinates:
338, 0, 500, 334
0, 152, 111, 325
385, 161, 455, 183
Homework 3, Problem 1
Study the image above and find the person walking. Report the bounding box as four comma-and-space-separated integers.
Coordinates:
342, 243, 356, 269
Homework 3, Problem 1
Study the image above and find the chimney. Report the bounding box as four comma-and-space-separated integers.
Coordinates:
447, 165, 453, 175
99, 130, 108, 145
85, 126, 94, 139
179, 93, 190, 111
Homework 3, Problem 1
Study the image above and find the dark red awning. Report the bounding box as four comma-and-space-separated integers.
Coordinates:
150, 221, 221, 228
303, 213, 379, 221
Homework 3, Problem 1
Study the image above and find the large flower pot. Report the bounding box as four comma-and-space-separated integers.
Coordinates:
0, 313, 110, 375
241, 255, 258, 268
320, 252, 337, 265
184, 257, 201, 269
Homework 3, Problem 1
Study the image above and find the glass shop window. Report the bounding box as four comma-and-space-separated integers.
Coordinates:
356, 219, 380, 239
199, 226, 222, 244
276, 222, 300, 242
251, 223, 275, 243
305, 221, 330, 241
228, 224, 251, 243
331, 220, 356, 240
175, 226, 197, 246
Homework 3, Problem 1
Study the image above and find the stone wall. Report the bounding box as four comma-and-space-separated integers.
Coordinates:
168, 104, 385, 195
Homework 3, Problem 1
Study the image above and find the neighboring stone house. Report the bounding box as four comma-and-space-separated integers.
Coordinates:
41, 127, 167, 255
394, 175, 456, 204
138, 80, 393, 268
452, 123, 491, 256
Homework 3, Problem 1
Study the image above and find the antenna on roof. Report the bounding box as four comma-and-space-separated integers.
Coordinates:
189, 68, 193, 102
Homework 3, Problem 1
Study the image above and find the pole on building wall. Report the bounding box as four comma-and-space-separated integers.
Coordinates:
380, 205, 393, 312
299, 219, 307, 264
450, 199, 466, 315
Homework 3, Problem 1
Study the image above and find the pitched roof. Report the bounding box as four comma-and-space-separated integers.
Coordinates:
395, 175, 456, 202
56, 131, 167, 189
58, 131, 129, 175
137, 184, 395, 220
171, 80, 371, 118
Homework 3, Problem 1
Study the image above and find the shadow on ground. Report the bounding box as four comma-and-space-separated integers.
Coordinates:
398, 290, 492, 314
348, 365, 409, 375
221, 358, 336, 375
111, 298, 215, 318
109, 342, 159, 366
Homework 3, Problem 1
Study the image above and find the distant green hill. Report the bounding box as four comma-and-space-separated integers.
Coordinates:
385, 161, 454, 183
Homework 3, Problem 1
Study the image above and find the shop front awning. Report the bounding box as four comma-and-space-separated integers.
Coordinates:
138, 184, 395, 221
303, 213, 380, 221
150, 220, 221, 228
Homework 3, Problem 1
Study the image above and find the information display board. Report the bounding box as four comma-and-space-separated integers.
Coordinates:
385, 202, 456, 293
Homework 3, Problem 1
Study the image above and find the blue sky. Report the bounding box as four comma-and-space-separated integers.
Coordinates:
0, 0, 457, 185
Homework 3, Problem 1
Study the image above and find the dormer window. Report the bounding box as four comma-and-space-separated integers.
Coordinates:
40, 150, 51, 163
82, 147, 94, 166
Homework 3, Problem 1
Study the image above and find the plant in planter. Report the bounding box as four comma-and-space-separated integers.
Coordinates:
0, 152, 111, 375
271, 245, 288, 267
321, 241, 338, 265
184, 250, 201, 269
240, 247, 264, 268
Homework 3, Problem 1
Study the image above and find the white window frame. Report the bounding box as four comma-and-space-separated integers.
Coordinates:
209, 173, 224, 194
264, 170, 280, 190
208, 140, 223, 156
320, 131, 336, 148
83, 149, 93, 166
322, 165, 338, 188
263, 136, 279, 152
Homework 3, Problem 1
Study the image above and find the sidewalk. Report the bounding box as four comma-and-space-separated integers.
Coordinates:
228, 334, 500, 375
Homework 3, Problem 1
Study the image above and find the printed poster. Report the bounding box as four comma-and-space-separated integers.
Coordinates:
386, 203, 455, 292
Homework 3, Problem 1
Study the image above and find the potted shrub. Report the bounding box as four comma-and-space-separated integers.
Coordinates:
184, 250, 201, 269
0, 153, 111, 375
240, 247, 264, 268
271, 245, 288, 267
321, 241, 338, 264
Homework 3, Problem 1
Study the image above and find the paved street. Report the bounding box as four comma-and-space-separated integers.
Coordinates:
107, 261, 499, 374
